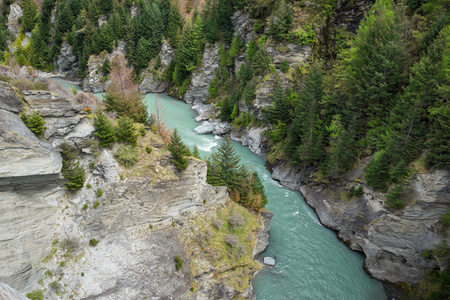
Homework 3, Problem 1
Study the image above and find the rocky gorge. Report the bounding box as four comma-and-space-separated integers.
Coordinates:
0, 80, 272, 299
2, 0, 448, 297
158, 7, 450, 297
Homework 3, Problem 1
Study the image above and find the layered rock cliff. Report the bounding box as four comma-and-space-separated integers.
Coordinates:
0, 81, 270, 299
181, 5, 449, 292
270, 157, 450, 286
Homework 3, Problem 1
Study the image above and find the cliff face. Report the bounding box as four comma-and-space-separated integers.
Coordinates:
184, 43, 220, 104
0, 81, 269, 299
271, 158, 450, 284
81, 40, 174, 94
0, 82, 64, 292
181, 5, 449, 288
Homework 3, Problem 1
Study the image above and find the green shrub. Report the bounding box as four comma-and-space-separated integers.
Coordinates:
82, 204, 88, 210
60, 261, 65, 267
208, 76, 219, 98
442, 210, 450, 228
149, 224, 153, 229
93, 201, 100, 209
89, 239, 99, 247
86, 184, 92, 189
422, 249, 433, 259
253, 20, 264, 33
116, 117, 138, 146
174, 255, 182, 271
93, 110, 116, 147
145, 145, 152, 154
21, 110, 47, 137
280, 60, 290, 73
96, 188, 103, 197
139, 127, 146, 137
49, 281, 60, 292
354, 186, 364, 196
61, 142, 86, 191
386, 184, 404, 209
114, 145, 139, 167
26, 290, 43, 300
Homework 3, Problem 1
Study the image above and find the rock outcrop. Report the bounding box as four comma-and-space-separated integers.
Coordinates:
57, 42, 79, 78
82, 41, 126, 93
21, 90, 95, 148
7, 4, 22, 36
0, 80, 270, 299
0, 82, 64, 292
184, 44, 220, 104
272, 157, 450, 284
139, 41, 174, 93
0, 282, 28, 300
231, 11, 254, 44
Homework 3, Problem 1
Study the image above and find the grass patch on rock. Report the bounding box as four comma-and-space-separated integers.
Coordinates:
180, 200, 262, 293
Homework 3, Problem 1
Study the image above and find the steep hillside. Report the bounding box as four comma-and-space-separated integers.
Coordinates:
0, 0, 449, 297
0, 78, 271, 299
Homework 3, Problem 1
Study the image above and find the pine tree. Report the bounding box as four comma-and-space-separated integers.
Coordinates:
61, 141, 86, 191
324, 115, 355, 177
263, 82, 290, 125
216, 137, 240, 185
21, 0, 38, 32
424, 27, 450, 169
365, 150, 390, 192
345, 0, 408, 131
93, 110, 116, 147
286, 66, 324, 161
206, 153, 226, 186
249, 171, 268, 210
268, 0, 293, 40
166, 2, 182, 47
246, 40, 257, 62
201, 0, 219, 43
252, 48, 270, 76
167, 129, 191, 170
116, 117, 138, 146
192, 145, 201, 159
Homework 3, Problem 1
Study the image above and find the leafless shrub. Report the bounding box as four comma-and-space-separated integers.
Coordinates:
205, 229, 213, 241
47, 79, 75, 99
212, 219, 223, 229
236, 243, 246, 259
74, 92, 105, 111
225, 234, 239, 247
228, 212, 245, 229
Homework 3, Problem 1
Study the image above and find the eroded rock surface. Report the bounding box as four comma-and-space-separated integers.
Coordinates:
82, 41, 126, 93
22, 90, 95, 148
184, 44, 220, 104
7, 4, 22, 36
272, 157, 450, 284
0, 83, 64, 292
57, 42, 79, 78
139, 41, 174, 93
1, 80, 269, 298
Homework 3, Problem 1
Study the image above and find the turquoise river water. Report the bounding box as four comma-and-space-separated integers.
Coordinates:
56, 80, 386, 299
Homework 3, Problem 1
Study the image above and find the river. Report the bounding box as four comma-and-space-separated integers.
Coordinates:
55, 79, 386, 299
